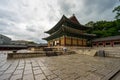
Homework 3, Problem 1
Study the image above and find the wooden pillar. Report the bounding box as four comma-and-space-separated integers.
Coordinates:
64, 36, 66, 46
71, 37, 73, 46
48, 41, 50, 47
59, 38, 61, 46
77, 38, 78, 46
97, 42, 98, 47
82, 39, 83, 47
103, 42, 105, 47
82, 35, 84, 47
111, 41, 114, 47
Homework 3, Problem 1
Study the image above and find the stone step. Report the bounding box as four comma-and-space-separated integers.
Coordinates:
72, 49, 97, 56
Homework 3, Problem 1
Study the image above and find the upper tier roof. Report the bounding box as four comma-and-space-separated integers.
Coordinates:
43, 26, 96, 41
45, 15, 91, 34
69, 14, 80, 24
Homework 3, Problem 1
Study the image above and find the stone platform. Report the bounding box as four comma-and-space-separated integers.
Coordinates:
0, 53, 120, 80
7, 50, 76, 59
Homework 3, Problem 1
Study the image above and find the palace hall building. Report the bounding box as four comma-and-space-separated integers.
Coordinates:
43, 14, 96, 47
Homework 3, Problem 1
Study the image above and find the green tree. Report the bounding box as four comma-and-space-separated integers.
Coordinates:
86, 2, 120, 37
85, 21, 94, 27
85, 21, 95, 33
113, 3, 120, 19
86, 20, 120, 37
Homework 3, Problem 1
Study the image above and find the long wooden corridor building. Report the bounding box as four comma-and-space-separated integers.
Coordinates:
43, 14, 96, 47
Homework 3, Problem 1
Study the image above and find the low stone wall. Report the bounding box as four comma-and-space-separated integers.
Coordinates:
7, 51, 76, 59
94, 47, 120, 58
7, 52, 46, 59
105, 50, 120, 58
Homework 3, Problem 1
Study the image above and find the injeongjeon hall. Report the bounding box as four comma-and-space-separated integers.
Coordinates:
43, 14, 96, 47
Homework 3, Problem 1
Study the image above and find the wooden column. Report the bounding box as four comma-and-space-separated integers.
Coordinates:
97, 42, 98, 47
111, 41, 114, 47
64, 36, 66, 46
48, 41, 50, 47
59, 38, 61, 46
77, 38, 78, 46
103, 42, 105, 47
82, 39, 83, 47
71, 37, 73, 46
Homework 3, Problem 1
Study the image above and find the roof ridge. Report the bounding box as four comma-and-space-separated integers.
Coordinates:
68, 14, 80, 25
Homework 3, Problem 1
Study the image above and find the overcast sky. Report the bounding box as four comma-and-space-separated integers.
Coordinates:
0, 0, 119, 43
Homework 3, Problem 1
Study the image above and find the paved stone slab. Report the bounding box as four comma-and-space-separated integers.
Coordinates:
47, 74, 58, 80
35, 73, 46, 80
23, 74, 34, 80
4, 69, 14, 74
43, 70, 53, 76
24, 70, 33, 75
33, 67, 40, 70
33, 69, 42, 75
0, 53, 120, 80
13, 69, 23, 75
0, 73, 11, 80
10, 74, 22, 80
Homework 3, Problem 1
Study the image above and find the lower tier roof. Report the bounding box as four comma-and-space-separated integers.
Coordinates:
43, 26, 96, 41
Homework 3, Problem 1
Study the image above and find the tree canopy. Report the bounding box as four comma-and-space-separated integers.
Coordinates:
113, 5, 120, 19
86, 3, 120, 38
86, 19, 120, 38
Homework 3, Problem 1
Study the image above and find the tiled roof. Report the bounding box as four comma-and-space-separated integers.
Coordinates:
92, 35, 120, 42
45, 15, 90, 34
69, 14, 80, 25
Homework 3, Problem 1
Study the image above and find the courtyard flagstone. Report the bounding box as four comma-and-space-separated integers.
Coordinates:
0, 53, 120, 80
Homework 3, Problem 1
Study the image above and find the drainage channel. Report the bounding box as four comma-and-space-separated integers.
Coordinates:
109, 70, 120, 80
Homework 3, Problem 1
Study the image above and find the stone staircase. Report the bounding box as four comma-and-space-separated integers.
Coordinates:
70, 47, 120, 58
71, 48, 97, 56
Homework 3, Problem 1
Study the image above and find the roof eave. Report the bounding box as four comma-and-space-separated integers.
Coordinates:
44, 15, 67, 34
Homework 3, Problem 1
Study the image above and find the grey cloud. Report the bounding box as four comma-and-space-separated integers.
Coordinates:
26, 25, 37, 32
47, 4, 59, 22
26, 28, 36, 32
0, 20, 14, 32
83, 0, 117, 14
0, 0, 119, 43
0, 21, 9, 27
57, 0, 76, 15
56, 0, 118, 24
27, 37, 44, 43
0, 8, 20, 22
26, 24, 45, 33
0, 0, 9, 6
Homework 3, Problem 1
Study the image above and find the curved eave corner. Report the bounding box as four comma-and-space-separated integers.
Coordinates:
42, 37, 48, 41
44, 15, 67, 34
44, 31, 49, 34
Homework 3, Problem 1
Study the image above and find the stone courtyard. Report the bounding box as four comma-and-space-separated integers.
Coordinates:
0, 53, 120, 80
